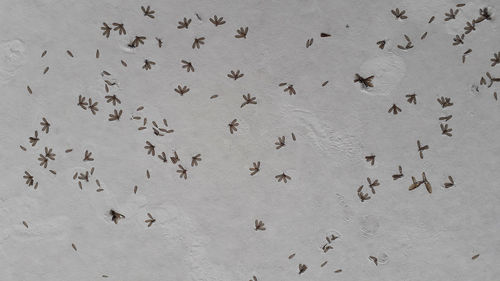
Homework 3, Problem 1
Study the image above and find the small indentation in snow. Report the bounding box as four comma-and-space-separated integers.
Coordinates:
0, 40, 26, 84
358, 54, 406, 96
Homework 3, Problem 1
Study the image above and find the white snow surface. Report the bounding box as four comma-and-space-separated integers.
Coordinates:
1, 0, 500, 280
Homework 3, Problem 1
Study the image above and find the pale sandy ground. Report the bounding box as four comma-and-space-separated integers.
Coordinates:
1, 0, 499, 280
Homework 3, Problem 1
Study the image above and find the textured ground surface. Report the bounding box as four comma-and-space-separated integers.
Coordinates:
1, 0, 499, 280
